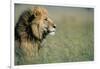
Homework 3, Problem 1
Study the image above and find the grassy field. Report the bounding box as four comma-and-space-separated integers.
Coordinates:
15, 4, 94, 65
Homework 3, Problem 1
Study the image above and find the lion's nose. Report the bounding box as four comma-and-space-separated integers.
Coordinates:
53, 25, 56, 28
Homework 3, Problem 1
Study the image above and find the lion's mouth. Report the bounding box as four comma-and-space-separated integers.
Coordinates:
42, 28, 56, 39
48, 28, 56, 35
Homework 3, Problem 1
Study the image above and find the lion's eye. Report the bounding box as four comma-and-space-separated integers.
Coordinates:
44, 18, 48, 21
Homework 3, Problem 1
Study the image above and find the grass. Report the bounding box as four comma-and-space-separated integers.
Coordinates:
37, 20, 94, 64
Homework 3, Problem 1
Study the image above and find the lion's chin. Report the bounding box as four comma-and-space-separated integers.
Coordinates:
49, 31, 55, 35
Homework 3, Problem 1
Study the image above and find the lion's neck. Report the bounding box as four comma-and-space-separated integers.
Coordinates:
20, 39, 40, 55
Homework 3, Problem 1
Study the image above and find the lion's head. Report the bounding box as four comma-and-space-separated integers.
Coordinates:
30, 7, 56, 41
15, 6, 56, 42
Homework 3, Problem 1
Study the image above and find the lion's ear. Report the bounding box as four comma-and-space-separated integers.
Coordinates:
32, 7, 42, 17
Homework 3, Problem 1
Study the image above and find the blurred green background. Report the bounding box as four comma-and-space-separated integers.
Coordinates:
15, 4, 94, 64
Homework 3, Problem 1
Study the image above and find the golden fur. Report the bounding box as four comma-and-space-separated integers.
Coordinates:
15, 7, 56, 65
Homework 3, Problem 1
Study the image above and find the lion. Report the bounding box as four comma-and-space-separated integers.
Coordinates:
15, 6, 56, 65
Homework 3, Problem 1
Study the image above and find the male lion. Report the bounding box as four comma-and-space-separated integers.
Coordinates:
15, 7, 56, 65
